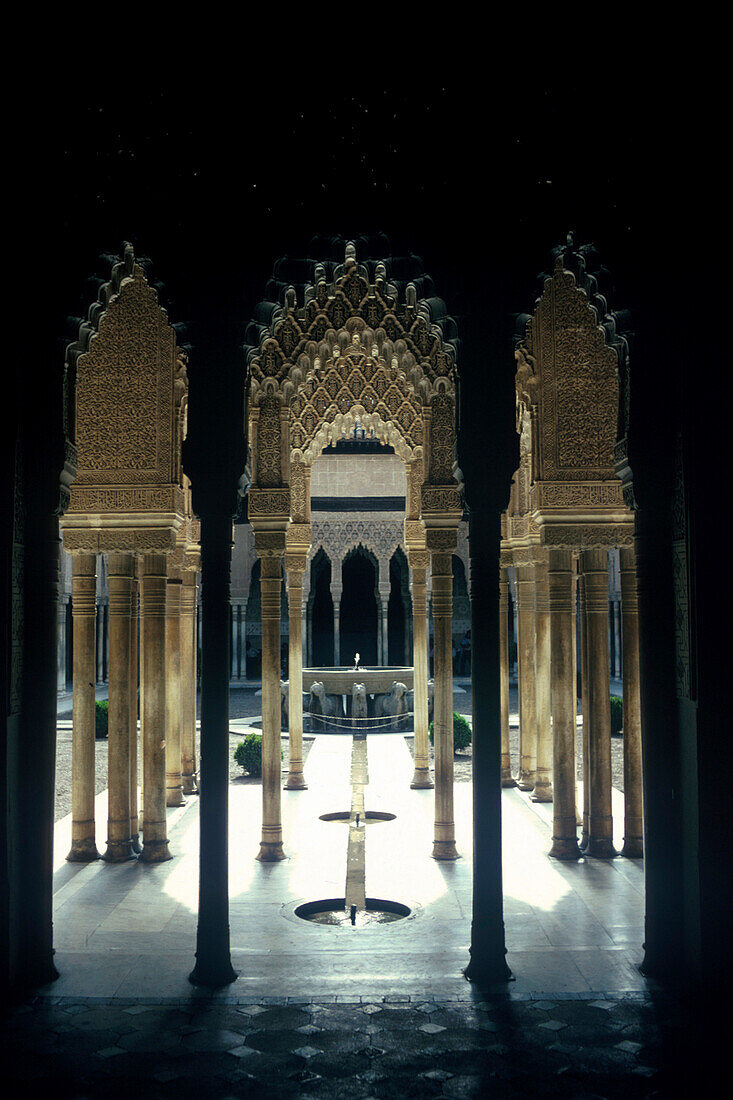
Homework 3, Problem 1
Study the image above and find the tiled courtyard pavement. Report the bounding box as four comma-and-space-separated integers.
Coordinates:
4, 991, 696, 1098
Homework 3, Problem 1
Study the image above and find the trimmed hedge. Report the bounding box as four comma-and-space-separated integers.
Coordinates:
95, 700, 109, 740
429, 712, 472, 753
234, 733, 283, 777
610, 694, 623, 736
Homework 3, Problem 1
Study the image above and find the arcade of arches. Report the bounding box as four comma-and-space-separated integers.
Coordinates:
4, 237, 724, 1009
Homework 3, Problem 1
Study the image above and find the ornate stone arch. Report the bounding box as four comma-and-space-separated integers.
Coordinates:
244, 242, 463, 550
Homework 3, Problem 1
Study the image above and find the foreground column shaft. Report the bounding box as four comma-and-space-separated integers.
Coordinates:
190, 513, 236, 987
431, 548, 458, 860
619, 547, 644, 857
258, 554, 285, 860
532, 557, 553, 802
285, 565, 307, 790
140, 553, 172, 862
548, 551, 581, 859
180, 571, 199, 794
67, 554, 100, 861
515, 563, 538, 790
410, 556, 433, 789
581, 550, 616, 859
499, 569, 515, 787
165, 569, 185, 807
465, 510, 511, 983
104, 553, 135, 861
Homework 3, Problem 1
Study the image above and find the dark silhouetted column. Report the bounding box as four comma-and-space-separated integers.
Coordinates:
190, 512, 237, 986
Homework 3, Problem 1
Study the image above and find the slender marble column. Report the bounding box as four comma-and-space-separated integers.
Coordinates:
129, 575, 141, 852
579, 573, 590, 850
257, 546, 286, 861
499, 568, 515, 786
165, 566, 185, 807
331, 582, 342, 666
619, 547, 644, 857
532, 555, 553, 802
409, 550, 433, 789
103, 601, 109, 683
57, 596, 68, 693
181, 570, 199, 795
379, 579, 390, 665
285, 559, 308, 790
67, 553, 100, 862
139, 552, 172, 862
581, 549, 617, 859
104, 553, 135, 861
429, 534, 458, 860
96, 589, 104, 684
515, 562, 538, 790
548, 549, 581, 859
571, 563, 580, 826
236, 604, 243, 679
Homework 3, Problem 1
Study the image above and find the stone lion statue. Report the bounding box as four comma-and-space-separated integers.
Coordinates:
308, 681, 343, 731
351, 682, 368, 725
375, 681, 409, 729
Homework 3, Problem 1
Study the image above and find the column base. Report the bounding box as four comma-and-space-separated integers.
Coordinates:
130, 833, 142, 854
579, 829, 589, 851
530, 780, 553, 803
432, 839, 460, 860
256, 841, 286, 862
501, 769, 517, 788
284, 772, 308, 790
621, 837, 644, 858
140, 839, 173, 862
549, 836, 582, 860
516, 769, 536, 791
66, 838, 100, 862
587, 836, 618, 859
166, 789, 186, 808
103, 840, 137, 862
410, 767, 434, 789
189, 959, 238, 988
182, 776, 199, 795
464, 957, 513, 984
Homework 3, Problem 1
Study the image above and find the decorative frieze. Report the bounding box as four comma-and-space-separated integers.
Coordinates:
62, 528, 177, 554
248, 486, 291, 518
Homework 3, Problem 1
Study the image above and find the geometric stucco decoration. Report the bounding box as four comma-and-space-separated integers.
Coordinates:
60, 243, 195, 558
503, 239, 634, 560
244, 241, 463, 549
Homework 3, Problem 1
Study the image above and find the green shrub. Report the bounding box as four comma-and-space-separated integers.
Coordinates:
234, 734, 283, 777
95, 700, 109, 740
610, 695, 623, 735
429, 712, 472, 753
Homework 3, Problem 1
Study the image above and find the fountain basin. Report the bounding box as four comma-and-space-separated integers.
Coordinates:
302, 667, 413, 694
294, 897, 411, 927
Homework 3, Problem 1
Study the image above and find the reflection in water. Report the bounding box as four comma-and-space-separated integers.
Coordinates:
301, 906, 408, 927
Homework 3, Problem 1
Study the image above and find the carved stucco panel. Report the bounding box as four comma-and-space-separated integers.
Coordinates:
75, 269, 176, 484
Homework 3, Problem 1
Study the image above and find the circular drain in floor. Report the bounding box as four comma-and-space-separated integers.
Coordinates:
319, 811, 396, 824
294, 898, 410, 927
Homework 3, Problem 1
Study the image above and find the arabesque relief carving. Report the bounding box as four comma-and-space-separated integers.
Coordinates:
503, 244, 634, 564
244, 246, 462, 539
60, 244, 196, 561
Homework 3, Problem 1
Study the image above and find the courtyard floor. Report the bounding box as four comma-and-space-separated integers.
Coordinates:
4, 718, 707, 1096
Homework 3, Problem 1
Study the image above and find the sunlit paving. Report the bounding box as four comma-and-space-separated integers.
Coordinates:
47, 722, 645, 1001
